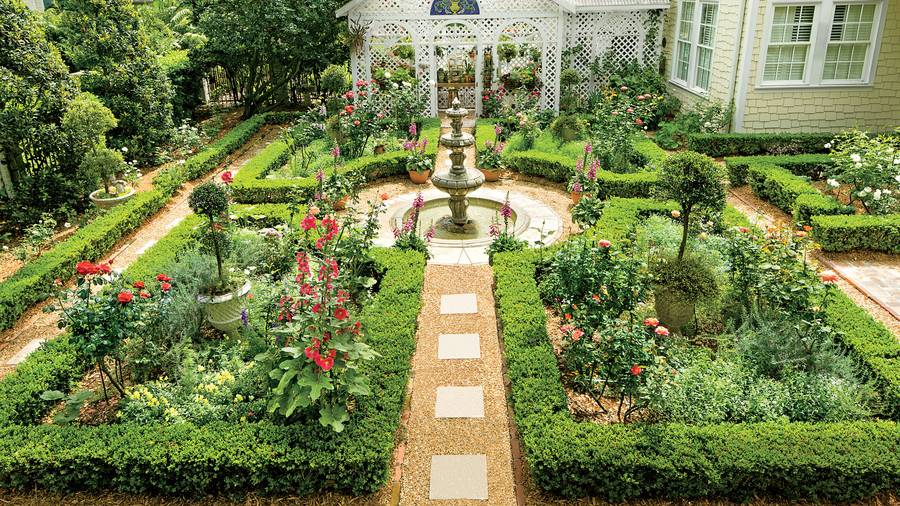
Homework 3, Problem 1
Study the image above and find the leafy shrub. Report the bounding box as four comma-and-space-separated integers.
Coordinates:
725, 154, 833, 186
651, 254, 719, 304
571, 196, 604, 228
826, 128, 900, 214
549, 114, 588, 143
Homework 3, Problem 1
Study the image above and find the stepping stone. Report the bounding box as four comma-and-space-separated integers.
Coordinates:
435, 386, 484, 418
438, 333, 480, 360
429, 454, 488, 500
136, 239, 158, 255
6, 338, 46, 365
440, 293, 477, 314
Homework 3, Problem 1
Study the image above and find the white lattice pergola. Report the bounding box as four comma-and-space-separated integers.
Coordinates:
337, 0, 667, 116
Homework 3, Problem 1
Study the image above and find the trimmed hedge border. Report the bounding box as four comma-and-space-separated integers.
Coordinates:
746, 164, 853, 224
688, 132, 835, 157
501, 151, 662, 199
231, 121, 442, 204
812, 214, 900, 254
725, 154, 833, 187
0, 113, 294, 333
0, 221, 426, 496
493, 240, 900, 501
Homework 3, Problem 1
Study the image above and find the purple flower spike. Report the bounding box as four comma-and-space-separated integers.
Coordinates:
412, 192, 425, 209
408, 123, 418, 137
241, 308, 249, 326
584, 144, 593, 154
316, 171, 324, 183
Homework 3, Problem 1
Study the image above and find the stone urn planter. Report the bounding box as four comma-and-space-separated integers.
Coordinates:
653, 288, 694, 334
408, 170, 431, 184
89, 180, 136, 209
197, 281, 252, 334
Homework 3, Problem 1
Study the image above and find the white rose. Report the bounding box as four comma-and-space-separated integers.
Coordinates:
873, 189, 882, 200
824, 143, 832, 149
64, 222, 71, 228
827, 179, 839, 188
121, 147, 128, 153
896, 175, 900, 183
864, 187, 872, 193
851, 153, 861, 163
392, 82, 399, 90
384, 72, 392, 78
894, 159, 900, 165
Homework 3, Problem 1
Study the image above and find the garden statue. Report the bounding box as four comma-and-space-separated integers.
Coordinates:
431, 97, 484, 232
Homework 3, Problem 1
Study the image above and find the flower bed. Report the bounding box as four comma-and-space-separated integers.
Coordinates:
230, 120, 441, 204
494, 245, 899, 502
0, 201, 426, 496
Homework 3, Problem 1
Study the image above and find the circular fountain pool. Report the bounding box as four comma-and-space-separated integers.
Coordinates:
374, 188, 563, 265
402, 197, 523, 242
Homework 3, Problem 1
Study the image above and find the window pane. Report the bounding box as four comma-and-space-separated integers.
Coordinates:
764, 5, 814, 81
679, 1, 695, 41
676, 40, 691, 81
696, 47, 712, 90
824, 3, 876, 81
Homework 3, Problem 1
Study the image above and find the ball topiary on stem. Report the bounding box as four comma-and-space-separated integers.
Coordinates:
657, 151, 726, 259
189, 181, 231, 290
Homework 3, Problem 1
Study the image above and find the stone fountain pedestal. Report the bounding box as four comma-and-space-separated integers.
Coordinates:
431, 98, 484, 232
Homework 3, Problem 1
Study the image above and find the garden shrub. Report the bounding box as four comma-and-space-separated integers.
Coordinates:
687, 132, 835, 157
493, 246, 900, 501
746, 164, 852, 224
794, 193, 855, 225
812, 214, 900, 254
0, 246, 426, 496
725, 154, 833, 186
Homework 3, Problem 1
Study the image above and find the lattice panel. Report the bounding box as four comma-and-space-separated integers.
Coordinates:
352, 0, 562, 16
564, 11, 659, 98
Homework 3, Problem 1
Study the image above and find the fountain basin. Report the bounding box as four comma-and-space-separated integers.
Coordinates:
401, 195, 528, 245
375, 188, 564, 265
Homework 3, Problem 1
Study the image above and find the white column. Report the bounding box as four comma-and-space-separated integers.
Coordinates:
0, 150, 14, 199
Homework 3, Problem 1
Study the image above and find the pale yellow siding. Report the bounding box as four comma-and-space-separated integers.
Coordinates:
662, 0, 900, 132
661, 0, 742, 111
740, 0, 900, 132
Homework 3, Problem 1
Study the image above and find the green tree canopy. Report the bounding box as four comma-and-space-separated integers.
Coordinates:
194, 0, 348, 117
50, 0, 175, 164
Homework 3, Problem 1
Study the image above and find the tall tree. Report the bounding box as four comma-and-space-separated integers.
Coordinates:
0, 0, 84, 224
50, 0, 175, 164
195, 0, 348, 117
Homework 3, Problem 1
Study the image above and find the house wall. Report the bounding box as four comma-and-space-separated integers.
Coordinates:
739, 0, 900, 132
661, 0, 744, 113
663, 0, 900, 132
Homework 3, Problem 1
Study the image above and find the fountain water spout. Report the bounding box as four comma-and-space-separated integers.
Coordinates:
431, 98, 484, 230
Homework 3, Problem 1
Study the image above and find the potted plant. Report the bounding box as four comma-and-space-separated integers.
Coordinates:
372, 131, 392, 155
651, 254, 719, 334
404, 138, 431, 184
188, 176, 250, 334
85, 147, 137, 209
567, 147, 599, 204
323, 171, 356, 211
476, 124, 505, 182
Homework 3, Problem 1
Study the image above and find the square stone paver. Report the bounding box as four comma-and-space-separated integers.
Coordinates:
438, 333, 481, 360
440, 293, 477, 314
429, 454, 488, 500
435, 386, 484, 418
6, 338, 47, 365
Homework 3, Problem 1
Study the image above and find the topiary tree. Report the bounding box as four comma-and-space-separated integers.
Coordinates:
657, 151, 725, 259
80, 147, 126, 195
188, 181, 231, 290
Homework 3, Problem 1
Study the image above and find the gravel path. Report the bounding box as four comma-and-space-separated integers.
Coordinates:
399, 264, 517, 505
0, 126, 283, 378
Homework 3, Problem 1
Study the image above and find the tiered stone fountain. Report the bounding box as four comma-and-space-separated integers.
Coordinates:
430, 98, 484, 233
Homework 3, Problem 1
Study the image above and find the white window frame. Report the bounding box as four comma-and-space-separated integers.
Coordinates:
669, 0, 719, 95
757, 0, 887, 89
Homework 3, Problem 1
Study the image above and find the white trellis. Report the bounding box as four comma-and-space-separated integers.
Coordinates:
338, 0, 667, 117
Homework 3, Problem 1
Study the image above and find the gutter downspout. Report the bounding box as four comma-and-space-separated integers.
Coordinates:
725, 0, 748, 132
732, 0, 760, 132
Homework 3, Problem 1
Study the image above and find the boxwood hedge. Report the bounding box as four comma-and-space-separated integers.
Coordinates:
812, 214, 900, 254
230, 121, 442, 204
725, 153, 833, 186
688, 132, 835, 157
493, 199, 900, 501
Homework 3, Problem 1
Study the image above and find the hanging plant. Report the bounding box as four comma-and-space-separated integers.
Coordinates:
348, 15, 371, 56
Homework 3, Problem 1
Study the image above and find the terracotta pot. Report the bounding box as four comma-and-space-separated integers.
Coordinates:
89, 181, 136, 209
654, 288, 695, 334
480, 168, 500, 182
197, 281, 252, 335
408, 170, 431, 184
571, 191, 582, 205
374, 145, 386, 155
333, 195, 350, 211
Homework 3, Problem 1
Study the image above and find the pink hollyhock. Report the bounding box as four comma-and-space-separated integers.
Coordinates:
301, 214, 317, 231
